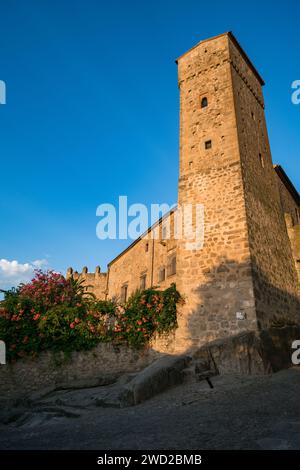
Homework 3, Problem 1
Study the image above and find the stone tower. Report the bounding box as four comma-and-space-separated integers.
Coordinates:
175, 32, 300, 353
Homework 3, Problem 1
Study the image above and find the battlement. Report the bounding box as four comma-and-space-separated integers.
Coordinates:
66, 266, 107, 299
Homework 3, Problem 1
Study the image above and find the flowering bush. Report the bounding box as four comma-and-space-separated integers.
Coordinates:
0, 270, 182, 361
113, 285, 181, 348
18, 270, 91, 312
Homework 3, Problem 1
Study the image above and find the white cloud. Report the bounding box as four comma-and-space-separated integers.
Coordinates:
32, 259, 48, 268
0, 259, 48, 291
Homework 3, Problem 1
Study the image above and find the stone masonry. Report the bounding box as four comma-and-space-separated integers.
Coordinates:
68, 32, 300, 357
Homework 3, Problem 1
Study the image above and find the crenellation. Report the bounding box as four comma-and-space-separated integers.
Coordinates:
67, 266, 108, 299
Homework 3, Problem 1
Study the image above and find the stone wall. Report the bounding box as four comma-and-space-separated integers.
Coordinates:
172, 32, 300, 353
68, 213, 178, 302
67, 267, 107, 300
0, 343, 156, 406
274, 168, 300, 282
286, 218, 300, 283
230, 36, 300, 330
275, 167, 300, 226
175, 33, 258, 352
107, 211, 177, 300
194, 325, 300, 375
65, 33, 300, 360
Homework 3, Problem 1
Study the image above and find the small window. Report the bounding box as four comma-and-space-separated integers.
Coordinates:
158, 267, 166, 283
140, 274, 147, 290
205, 140, 212, 150
145, 242, 149, 252
162, 225, 169, 239
167, 256, 176, 277
121, 284, 128, 303
201, 97, 208, 108
259, 153, 264, 168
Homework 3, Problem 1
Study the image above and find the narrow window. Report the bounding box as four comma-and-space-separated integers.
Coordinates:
121, 284, 128, 303
145, 242, 149, 252
205, 140, 212, 150
159, 267, 166, 283
140, 274, 147, 290
167, 256, 176, 277
259, 153, 264, 168
201, 97, 208, 108
162, 225, 168, 239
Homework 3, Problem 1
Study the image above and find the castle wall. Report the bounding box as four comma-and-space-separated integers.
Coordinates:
276, 171, 300, 226
275, 170, 300, 282
287, 223, 300, 282
282, 211, 300, 284
229, 39, 300, 330
67, 268, 107, 300
107, 211, 177, 300
175, 34, 258, 352
66, 33, 300, 359
0, 343, 155, 406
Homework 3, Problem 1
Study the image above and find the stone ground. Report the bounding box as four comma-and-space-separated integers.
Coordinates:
1, 367, 300, 450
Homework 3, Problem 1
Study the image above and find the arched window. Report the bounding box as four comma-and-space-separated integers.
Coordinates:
201, 97, 208, 108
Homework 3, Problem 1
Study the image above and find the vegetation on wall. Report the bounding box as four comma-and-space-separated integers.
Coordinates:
0, 270, 182, 361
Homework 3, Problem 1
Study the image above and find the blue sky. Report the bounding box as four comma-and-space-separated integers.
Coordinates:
0, 0, 299, 289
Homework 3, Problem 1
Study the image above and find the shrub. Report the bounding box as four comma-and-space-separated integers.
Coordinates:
0, 270, 182, 361
113, 283, 181, 348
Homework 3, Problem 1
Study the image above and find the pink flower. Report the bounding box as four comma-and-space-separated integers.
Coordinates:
33, 313, 41, 321
70, 322, 75, 329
